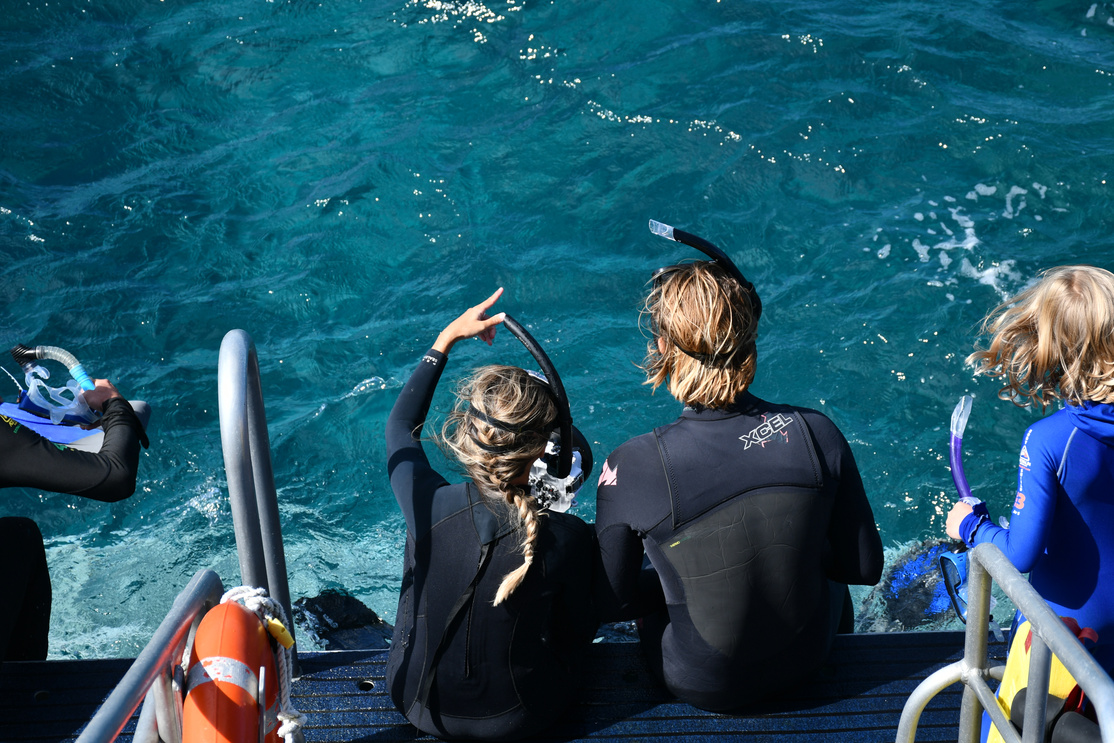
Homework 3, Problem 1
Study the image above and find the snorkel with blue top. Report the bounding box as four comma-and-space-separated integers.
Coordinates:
939, 394, 1000, 628
500, 314, 593, 512
8, 343, 99, 425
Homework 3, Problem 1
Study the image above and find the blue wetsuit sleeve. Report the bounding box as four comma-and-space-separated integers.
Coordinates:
386, 349, 452, 536
807, 412, 884, 585
973, 424, 1058, 573
0, 398, 143, 502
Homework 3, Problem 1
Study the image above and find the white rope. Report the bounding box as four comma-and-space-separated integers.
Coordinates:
0, 365, 24, 393
220, 586, 307, 743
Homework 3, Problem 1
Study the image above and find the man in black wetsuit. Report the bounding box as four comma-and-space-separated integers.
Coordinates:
0, 378, 148, 661
594, 226, 883, 711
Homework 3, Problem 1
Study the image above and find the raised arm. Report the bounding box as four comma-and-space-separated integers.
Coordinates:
385, 289, 507, 534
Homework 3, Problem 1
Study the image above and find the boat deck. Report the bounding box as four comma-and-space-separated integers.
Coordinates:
0, 630, 1006, 742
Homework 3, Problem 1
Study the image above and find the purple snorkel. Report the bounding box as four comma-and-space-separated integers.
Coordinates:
949, 395, 974, 501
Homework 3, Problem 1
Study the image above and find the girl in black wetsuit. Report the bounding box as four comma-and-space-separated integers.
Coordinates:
385, 289, 597, 741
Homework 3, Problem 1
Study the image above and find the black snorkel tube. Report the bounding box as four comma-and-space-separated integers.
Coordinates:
500, 314, 574, 479
649, 219, 762, 322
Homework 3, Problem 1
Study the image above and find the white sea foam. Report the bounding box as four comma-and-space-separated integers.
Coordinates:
913, 238, 931, 262
347, 376, 389, 398
1002, 185, 1028, 218
958, 257, 1022, 297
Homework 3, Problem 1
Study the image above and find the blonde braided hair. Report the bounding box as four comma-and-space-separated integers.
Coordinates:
441, 365, 556, 605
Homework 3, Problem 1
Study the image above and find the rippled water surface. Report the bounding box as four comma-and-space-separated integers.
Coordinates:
2, 0, 1113, 657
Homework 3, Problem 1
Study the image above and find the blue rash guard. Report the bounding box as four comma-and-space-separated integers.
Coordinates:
964, 402, 1114, 672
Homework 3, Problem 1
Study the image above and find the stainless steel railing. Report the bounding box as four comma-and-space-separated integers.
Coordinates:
896, 543, 1114, 743
78, 329, 300, 742
75, 569, 224, 743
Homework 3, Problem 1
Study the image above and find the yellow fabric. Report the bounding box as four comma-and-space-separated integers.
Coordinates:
986, 620, 1082, 743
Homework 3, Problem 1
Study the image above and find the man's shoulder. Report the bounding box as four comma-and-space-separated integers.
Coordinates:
751, 397, 841, 432
607, 430, 661, 459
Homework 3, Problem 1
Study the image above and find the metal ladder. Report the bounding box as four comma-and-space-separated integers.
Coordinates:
76, 329, 297, 742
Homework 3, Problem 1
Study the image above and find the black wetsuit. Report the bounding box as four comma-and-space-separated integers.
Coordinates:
385, 350, 598, 741
0, 398, 146, 661
595, 392, 883, 711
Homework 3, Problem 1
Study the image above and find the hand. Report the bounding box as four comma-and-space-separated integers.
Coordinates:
433, 288, 507, 354
82, 379, 123, 413
945, 501, 974, 540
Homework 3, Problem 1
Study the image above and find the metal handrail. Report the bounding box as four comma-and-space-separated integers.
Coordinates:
75, 569, 224, 743
896, 543, 1114, 743
217, 329, 297, 663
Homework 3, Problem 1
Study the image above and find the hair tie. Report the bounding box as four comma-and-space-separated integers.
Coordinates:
467, 404, 528, 434
466, 403, 555, 437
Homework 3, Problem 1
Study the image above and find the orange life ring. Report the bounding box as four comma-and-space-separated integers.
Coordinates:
183, 601, 280, 743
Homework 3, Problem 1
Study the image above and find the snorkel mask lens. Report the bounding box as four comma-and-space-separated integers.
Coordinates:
650, 263, 683, 287
528, 436, 585, 513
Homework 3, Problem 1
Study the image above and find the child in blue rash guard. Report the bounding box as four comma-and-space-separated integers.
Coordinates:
385, 289, 598, 741
946, 265, 1114, 674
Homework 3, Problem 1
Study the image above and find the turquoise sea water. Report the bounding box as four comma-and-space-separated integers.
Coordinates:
2, 0, 1113, 658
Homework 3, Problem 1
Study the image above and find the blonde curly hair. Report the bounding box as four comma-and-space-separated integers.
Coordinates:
441, 365, 556, 605
642, 261, 759, 409
967, 265, 1114, 409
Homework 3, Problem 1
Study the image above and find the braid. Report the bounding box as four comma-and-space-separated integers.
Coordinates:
493, 489, 541, 606
438, 365, 557, 606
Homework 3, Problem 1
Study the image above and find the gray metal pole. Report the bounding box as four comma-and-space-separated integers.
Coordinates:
76, 569, 223, 743
897, 544, 1114, 743
219, 331, 269, 592
244, 361, 294, 638
218, 329, 298, 665
958, 547, 993, 743
977, 545, 1114, 743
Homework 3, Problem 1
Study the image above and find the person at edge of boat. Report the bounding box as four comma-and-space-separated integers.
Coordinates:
0, 379, 149, 662
593, 248, 884, 712
945, 265, 1114, 675
385, 288, 598, 741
